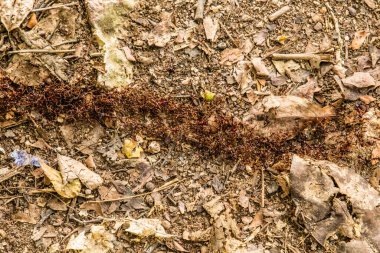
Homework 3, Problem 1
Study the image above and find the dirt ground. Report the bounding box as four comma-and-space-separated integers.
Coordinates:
1, 0, 380, 252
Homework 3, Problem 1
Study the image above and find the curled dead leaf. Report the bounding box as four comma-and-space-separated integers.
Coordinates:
351, 31, 369, 50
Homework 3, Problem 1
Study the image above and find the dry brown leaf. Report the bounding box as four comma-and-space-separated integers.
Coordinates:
47, 198, 68, 211
13, 204, 41, 224
253, 29, 267, 46
233, 61, 253, 94
0, 0, 35, 31
342, 72, 378, 89
351, 31, 369, 50
291, 76, 321, 100
220, 48, 244, 66
80, 202, 104, 216
364, 0, 377, 9
147, 12, 173, 47
369, 45, 380, 68
251, 57, 269, 77
26, 12, 38, 29
58, 154, 103, 190
125, 218, 173, 238
40, 161, 81, 199
238, 190, 249, 209
203, 16, 219, 42
259, 95, 335, 119
203, 197, 225, 218
183, 228, 212, 242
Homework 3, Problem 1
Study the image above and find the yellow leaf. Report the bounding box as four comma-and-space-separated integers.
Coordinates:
201, 90, 216, 102
277, 35, 288, 45
40, 161, 81, 198
122, 139, 143, 158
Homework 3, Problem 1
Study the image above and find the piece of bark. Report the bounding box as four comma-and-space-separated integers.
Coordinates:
195, 0, 206, 21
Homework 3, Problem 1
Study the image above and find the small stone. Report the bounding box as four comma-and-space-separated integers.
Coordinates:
0, 229, 7, 238
226, 76, 235, 84
85, 189, 92, 195
241, 216, 253, 225
145, 182, 156, 191
311, 14, 323, 23
145, 195, 154, 207
217, 42, 227, 50
0, 147, 5, 154
147, 141, 160, 154
319, 7, 327, 14
348, 7, 356, 16
161, 220, 171, 230
314, 22, 323, 31
201, 246, 208, 253
267, 181, 279, 194
4, 130, 15, 138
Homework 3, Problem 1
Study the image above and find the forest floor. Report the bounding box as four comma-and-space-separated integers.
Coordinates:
1, 0, 380, 252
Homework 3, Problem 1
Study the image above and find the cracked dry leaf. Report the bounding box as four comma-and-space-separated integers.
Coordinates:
369, 45, 380, 68
40, 161, 81, 199
290, 155, 380, 248
85, 0, 135, 88
203, 197, 225, 218
203, 16, 219, 41
147, 12, 173, 47
13, 204, 41, 224
58, 154, 103, 190
125, 218, 173, 238
220, 48, 244, 66
351, 31, 369, 50
0, 0, 35, 31
234, 61, 253, 94
291, 76, 320, 100
251, 57, 269, 77
66, 225, 115, 253
260, 95, 335, 119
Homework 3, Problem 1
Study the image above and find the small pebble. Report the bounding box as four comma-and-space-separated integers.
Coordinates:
319, 7, 327, 14
145, 195, 154, 207
4, 130, 15, 138
201, 246, 208, 253
314, 22, 323, 31
147, 141, 160, 154
267, 181, 279, 194
241, 216, 253, 225
84, 189, 92, 195
145, 182, 156, 191
348, 7, 357, 16
161, 220, 171, 230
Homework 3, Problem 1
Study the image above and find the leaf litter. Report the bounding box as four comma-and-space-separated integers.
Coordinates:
1, 0, 380, 252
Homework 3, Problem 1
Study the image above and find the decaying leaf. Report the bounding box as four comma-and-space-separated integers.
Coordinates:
290, 155, 380, 248
251, 57, 269, 77
203, 197, 225, 218
220, 48, 244, 66
201, 90, 216, 102
147, 12, 173, 47
13, 204, 41, 224
351, 31, 369, 50
40, 161, 81, 199
66, 226, 115, 253
85, 0, 135, 88
253, 29, 268, 46
257, 95, 335, 119
203, 16, 219, 42
369, 45, 380, 68
125, 218, 173, 238
234, 61, 253, 94
0, 0, 35, 31
291, 76, 321, 100
122, 139, 143, 158
364, 0, 377, 9
58, 154, 103, 190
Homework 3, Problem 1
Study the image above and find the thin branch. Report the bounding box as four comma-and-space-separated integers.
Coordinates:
7, 49, 76, 55
325, 3, 343, 65
32, 2, 78, 12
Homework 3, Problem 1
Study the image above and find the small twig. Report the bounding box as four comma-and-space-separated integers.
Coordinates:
261, 167, 265, 208
0, 168, 22, 183
88, 178, 183, 203
7, 49, 76, 55
32, 2, 78, 12
90, 52, 103, 57
325, 3, 343, 65
53, 39, 79, 47
268, 6, 291, 21
195, 0, 207, 21
271, 53, 332, 61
